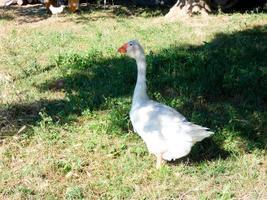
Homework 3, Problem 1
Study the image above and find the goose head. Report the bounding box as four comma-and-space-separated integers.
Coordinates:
118, 40, 145, 60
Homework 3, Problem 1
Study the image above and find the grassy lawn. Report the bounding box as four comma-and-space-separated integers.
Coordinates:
0, 4, 267, 199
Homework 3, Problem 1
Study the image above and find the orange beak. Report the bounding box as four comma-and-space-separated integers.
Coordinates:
117, 43, 128, 54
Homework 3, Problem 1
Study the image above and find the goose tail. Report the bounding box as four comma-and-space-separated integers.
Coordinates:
187, 123, 214, 143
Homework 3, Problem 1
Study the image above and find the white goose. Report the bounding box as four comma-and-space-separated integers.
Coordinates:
118, 40, 214, 168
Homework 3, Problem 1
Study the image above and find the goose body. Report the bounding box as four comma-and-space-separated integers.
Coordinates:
118, 40, 214, 168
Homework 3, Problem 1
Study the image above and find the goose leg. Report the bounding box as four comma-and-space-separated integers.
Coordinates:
156, 153, 164, 169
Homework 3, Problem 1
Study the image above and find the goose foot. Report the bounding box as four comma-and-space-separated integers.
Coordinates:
156, 153, 164, 169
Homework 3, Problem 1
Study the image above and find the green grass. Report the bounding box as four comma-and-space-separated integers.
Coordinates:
0, 5, 267, 199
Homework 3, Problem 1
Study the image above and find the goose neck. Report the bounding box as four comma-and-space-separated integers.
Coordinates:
132, 55, 149, 107
136, 56, 146, 72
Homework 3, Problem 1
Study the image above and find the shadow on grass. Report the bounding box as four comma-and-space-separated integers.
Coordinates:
0, 12, 14, 21
1, 25, 266, 163
0, 3, 169, 25
69, 2, 267, 24
64, 3, 169, 24
1, 2, 266, 25
0, 4, 49, 23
